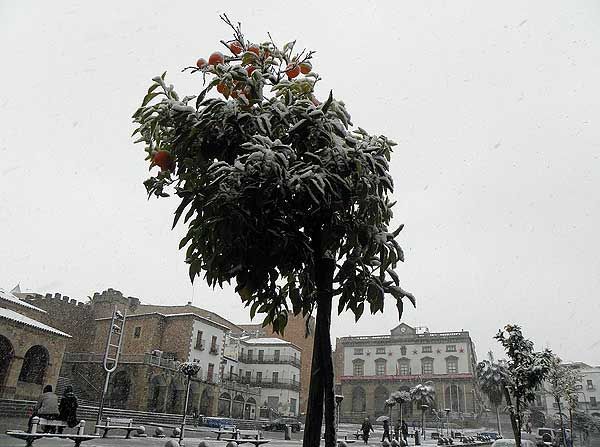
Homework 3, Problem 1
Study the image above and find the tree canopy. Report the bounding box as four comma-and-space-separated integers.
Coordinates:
132, 15, 414, 333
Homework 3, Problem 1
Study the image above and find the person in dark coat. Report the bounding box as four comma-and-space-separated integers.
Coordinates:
57, 386, 78, 433
361, 417, 374, 445
401, 419, 409, 443
33, 385, 60, 433
382, 418, 392, 442
394, 419, 401, 441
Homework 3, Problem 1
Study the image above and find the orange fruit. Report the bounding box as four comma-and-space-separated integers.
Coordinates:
208, 51, 224, 66
286, 63, 300, 79
196, 58, 207, 69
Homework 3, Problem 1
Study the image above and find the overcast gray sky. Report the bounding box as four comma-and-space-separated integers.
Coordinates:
1, 1, 599, 364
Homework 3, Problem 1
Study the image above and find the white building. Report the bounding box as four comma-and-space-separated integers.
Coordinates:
220, 335, 301, 418
334, 323, 479, 422
540, 362, 600, 420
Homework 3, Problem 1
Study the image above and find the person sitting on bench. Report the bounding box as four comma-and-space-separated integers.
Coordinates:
31, 385, 60, 433
57, 386, 79, 434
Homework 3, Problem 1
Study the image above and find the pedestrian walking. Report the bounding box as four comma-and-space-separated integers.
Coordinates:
382, 418, 392, 442
361, 417, 374, 445
401, 419, 409, 443
32, 385, 60, 433
394, 419, 400, 441
57, 386, 78, 433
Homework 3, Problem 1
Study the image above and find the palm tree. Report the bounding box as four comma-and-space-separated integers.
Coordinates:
388, 390, 412, 438
476, 351, 506, 436
411, 382, 436, 436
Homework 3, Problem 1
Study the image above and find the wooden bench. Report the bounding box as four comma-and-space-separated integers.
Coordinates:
95, 417, 139, 438
222, 428, 270, 446
213, 425, 237, 440
6, 417, 98, 447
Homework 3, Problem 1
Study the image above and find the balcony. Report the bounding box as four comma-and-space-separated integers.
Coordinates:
222, 374, 300, 391
238, 353, 301, 368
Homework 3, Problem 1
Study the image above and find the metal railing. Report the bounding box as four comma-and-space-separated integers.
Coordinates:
222, 374, 300, 391
238, 353, 301, 368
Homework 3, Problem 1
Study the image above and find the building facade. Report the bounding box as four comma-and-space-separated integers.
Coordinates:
0, 288, 71, 400
334, 323, 479, 423
220, 335, 301, 418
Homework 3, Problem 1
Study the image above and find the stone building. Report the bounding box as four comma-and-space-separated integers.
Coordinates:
0, 288, 71, 400
334, 323, 479, 423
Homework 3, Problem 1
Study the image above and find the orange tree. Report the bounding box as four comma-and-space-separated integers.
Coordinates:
132, 15, 414, 447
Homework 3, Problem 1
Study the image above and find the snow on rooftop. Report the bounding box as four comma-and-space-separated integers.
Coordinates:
0, 307, 71, 338
0, 288, 46, 313
242, 337, 291, 345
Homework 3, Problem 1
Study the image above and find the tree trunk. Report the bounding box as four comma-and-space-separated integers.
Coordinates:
302, 253, 336, 447
495, 406, 502, 436
503, 386, 520, 447
557, 398, 567, 447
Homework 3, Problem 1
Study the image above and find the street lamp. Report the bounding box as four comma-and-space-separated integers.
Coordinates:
421, 404, 429, 438
335, 395, 344, 434
445, 408, 451, 437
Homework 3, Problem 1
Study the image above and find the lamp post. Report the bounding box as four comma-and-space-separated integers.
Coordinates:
335, 395, 344, 434
177, 362, 201, 447
421, 404, 429, 438
445, 408, 451, 437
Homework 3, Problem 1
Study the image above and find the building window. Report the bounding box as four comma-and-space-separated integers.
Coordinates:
207, 363, 214, 382
421, 358, 434, 375
134, 327, 141, 338
210, 336, 218, 354
375, 359, 387, 376
422, 346, 432, 353
256, 372, 262, 383
590, 397, 597, 407
195, 331, 203, 349
272, 372, 279, 383
376, 347, 386, 354
587, 380, 594, 390
354, 348, 364, 355
293, 374, 297, 383
258, 350, 264, 361
290, 398, 297, 416
446, 357, 458, 373
400, 346, 407, 356
247, 349, 253, 360
245, 371, 251, 382
398, 360, 410, 375
446, 345, 457, 352
274, 350, 280, 362
353, 359, 365, 376
229, 365, 234, 379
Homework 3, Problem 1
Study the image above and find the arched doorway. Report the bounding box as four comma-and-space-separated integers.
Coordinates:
245, 397, 257, 420
147, 375, 167, 413
0, 335, 14, 392
218, 392, 231, 417
199, 387, 213, 416
374, 385, 389, 417
109, 370, 131, 408
232, 394, 245, 419
18, 345, 49, 385
352, 386, 366, 413
166, 378, 185, 414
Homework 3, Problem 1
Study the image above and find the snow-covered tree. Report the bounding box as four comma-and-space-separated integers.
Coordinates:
132, 16, 414, 447
546, 355, 582, 444
476, 351, 507, 436
494, 325, 553, 447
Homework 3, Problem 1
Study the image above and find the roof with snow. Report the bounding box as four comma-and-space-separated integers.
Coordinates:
0, 288, 46, 313
242, 337, 296, 346
0, 307, 71, 338
95, 311, 231, 331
